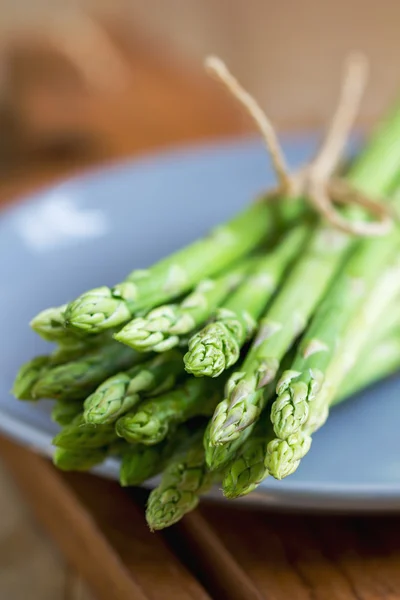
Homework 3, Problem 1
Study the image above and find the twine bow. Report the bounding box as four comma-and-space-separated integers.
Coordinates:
205, 54, 393, 236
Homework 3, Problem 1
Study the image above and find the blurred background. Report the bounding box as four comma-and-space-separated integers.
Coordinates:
1, 0, 400, 184
1, 1, 400, 598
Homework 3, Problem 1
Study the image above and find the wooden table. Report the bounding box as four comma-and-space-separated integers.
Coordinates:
1, 36, 400, 600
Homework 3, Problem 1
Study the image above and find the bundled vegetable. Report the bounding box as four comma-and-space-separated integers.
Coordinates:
12, 53, 400, 531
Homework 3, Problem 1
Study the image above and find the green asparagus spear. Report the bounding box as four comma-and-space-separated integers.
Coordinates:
31, 305, 104, 356
32, 341, 147, 401
267, 254, 400, 479
119, 425, 191, 486
115, 377, 222, 445
347, 298, 400, 355
262, 431, 312, 482
305, 253, 400, 433
204, 372, 279, 469
50, 337, 109, 365
242, 424, 311, 483
114, 261, 251, 352
83, 350, 184, 425
51, 400, 83, 426
203, 419, 250, 470
271, 224, 400, 442
184, 225, 309, 377
338, 336, 400, 403
30, 305, 77, 342
53, 414, 117, 450
63, 200, 304, 334
53, 446, 108, 471
207, 106, 400, 447
120, 444, 167, 486
12, 356, 50, 400
146, 429, 216, 530
222, 419, 273, 498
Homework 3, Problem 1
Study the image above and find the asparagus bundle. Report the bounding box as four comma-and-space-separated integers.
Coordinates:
12, 58, 400, 531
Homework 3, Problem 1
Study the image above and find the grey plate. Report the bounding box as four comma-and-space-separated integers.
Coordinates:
1, 135, 400, 512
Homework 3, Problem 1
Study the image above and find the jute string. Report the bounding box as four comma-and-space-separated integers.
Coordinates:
205, 54, 393, 236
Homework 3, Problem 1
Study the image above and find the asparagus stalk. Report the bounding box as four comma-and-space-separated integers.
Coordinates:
53, 446, 108, 471
31, 304, 106, 356
338, 336, 400, 403
119, 425, 192, 486
222, 419, 273, 498
204, 373, 279, 469
53, 414, 117, 450
184, 225, 309, 377
120, 443, 170, 487
264, 432, 313, 481
271, 222, 400, 441
349, 299, 400, 354
13, 339, 115, 402
83, 350, 184, 425
51, 400, 83, 426
63, 200, 304, 334
30, 305, 79, 342
114, 261, 252, 352
204, 419, 252, 470
146, 429, 216, 530
12, 356, 50, 400
224, 407, 312, 495
115, 377, 222, 445
267, 254, 400, 479
32, 341, 147, 401
50, 337, 108, 365
305, 253, 400, 433
53, 438, 130, 472
207, 107, 400, 447
225, 427, 312, 490
323, 294, 400, 405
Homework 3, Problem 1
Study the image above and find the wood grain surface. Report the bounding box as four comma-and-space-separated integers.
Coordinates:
1, 17, 400, 600
3, 436, 400, 600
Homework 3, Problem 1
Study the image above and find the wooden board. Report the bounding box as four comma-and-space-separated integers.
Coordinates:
2, 436, 400, 600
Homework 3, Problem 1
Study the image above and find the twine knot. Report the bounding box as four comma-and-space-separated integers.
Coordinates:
205, 54, 393, 237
